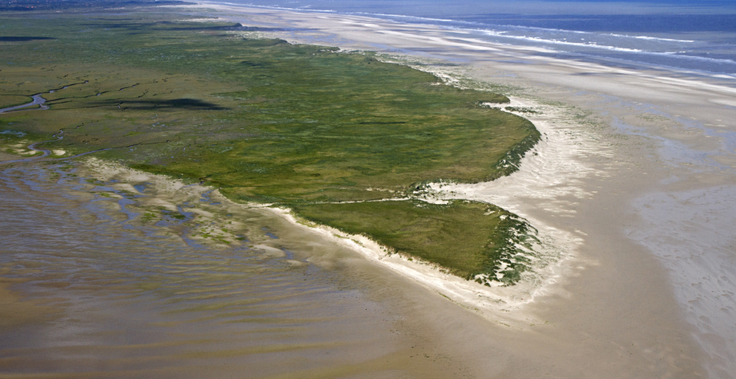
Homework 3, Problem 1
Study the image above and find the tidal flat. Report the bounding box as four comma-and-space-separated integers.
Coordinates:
0, 10, 541, 284
0, 160, 503, 378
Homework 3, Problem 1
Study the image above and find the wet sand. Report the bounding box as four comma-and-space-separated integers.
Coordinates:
5, 158, 684, 378
0, 161, 493, 378
185, 3, 736, 378
0, 161, 696, 378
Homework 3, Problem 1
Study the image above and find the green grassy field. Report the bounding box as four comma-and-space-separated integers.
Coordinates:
0, 94, 32, 109
292, 200, 540, 282
0, 9, 540, 285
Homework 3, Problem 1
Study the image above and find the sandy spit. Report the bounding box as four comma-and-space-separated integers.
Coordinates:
180, 2, 601, 319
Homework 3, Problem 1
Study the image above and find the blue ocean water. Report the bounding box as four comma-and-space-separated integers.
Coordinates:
220, 0, 736, 77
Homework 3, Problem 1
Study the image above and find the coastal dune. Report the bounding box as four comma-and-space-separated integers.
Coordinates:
188, 3, 736, 378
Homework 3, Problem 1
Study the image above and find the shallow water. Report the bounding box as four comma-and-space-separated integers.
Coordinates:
0, 162, 436, 378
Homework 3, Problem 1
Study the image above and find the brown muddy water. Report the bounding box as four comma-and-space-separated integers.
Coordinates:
0, 161, 488, 378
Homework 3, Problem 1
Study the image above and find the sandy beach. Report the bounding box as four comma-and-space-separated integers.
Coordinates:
168, 3, 736, 377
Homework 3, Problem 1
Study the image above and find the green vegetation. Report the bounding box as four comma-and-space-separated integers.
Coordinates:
295, 201, 493, 278
0, 10, 540, 284
0, 94, 31, 108
294, 200, 540, 284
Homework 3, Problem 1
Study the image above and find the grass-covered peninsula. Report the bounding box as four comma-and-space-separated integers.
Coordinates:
0, 9, 540, 285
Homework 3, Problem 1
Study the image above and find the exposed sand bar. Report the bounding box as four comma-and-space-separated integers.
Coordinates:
179, 4, 734, 377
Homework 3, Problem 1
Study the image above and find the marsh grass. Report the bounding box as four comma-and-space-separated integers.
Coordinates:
0, 11, 540, 283
293, 200, 503, 277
